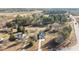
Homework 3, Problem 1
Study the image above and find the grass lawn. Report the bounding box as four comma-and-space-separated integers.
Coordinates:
0, 33, 10, 39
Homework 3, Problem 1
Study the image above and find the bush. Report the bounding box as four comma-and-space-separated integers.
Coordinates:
17, 26, 25, 33
24, 41, 33, 49
9, 34, 16, 41
60, 25, 72, 39
29, 41, 33, 46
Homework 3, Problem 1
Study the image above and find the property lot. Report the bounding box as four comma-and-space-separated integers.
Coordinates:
0, 9, 77, 51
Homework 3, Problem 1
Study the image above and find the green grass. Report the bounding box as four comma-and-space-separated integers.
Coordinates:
0, 34, 10, 39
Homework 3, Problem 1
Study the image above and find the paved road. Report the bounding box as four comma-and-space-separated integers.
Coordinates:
61, 14, 79, 51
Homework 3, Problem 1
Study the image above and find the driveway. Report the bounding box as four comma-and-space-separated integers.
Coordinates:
61, 14, 79, 51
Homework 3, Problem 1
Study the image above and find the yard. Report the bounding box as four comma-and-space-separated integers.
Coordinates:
0, 33, 10, 40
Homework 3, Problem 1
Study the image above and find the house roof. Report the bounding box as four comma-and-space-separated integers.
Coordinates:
38, 32, 45, 39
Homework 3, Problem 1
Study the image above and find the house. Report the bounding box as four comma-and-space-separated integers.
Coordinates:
0, 38, 5, 46
22, 34, 27, 39
0, 38, 4, 44
43, 14, 49, 17
38, 31, 45, 41
14, 32, 23, 40
14, 32, 27, 40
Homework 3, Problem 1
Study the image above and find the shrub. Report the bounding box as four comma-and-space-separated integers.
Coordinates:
9, 34, 16, 41
60, 25, 72, 39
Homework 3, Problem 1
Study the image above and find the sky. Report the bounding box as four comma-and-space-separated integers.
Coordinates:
0, 0, 78, 8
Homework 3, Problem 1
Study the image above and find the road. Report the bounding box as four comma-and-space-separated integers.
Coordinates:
61, 14, 79, 51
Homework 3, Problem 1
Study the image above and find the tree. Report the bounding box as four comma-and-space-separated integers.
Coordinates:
9, 34, 16, 41
60, 25, 72, 39
17, 26, 23, 32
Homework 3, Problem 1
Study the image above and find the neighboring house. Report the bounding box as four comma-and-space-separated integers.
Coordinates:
14, 32, 27, 40
0, 38, 4, 44
22, 34, 27, 39
0, 27, 10, 33
0, 38, 5, 46
14, 32, 23, 40
43, 14, 49, 17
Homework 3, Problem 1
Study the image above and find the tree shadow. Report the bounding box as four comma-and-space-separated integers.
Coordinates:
2, 42, 21, 50
42, 39, 59, 50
